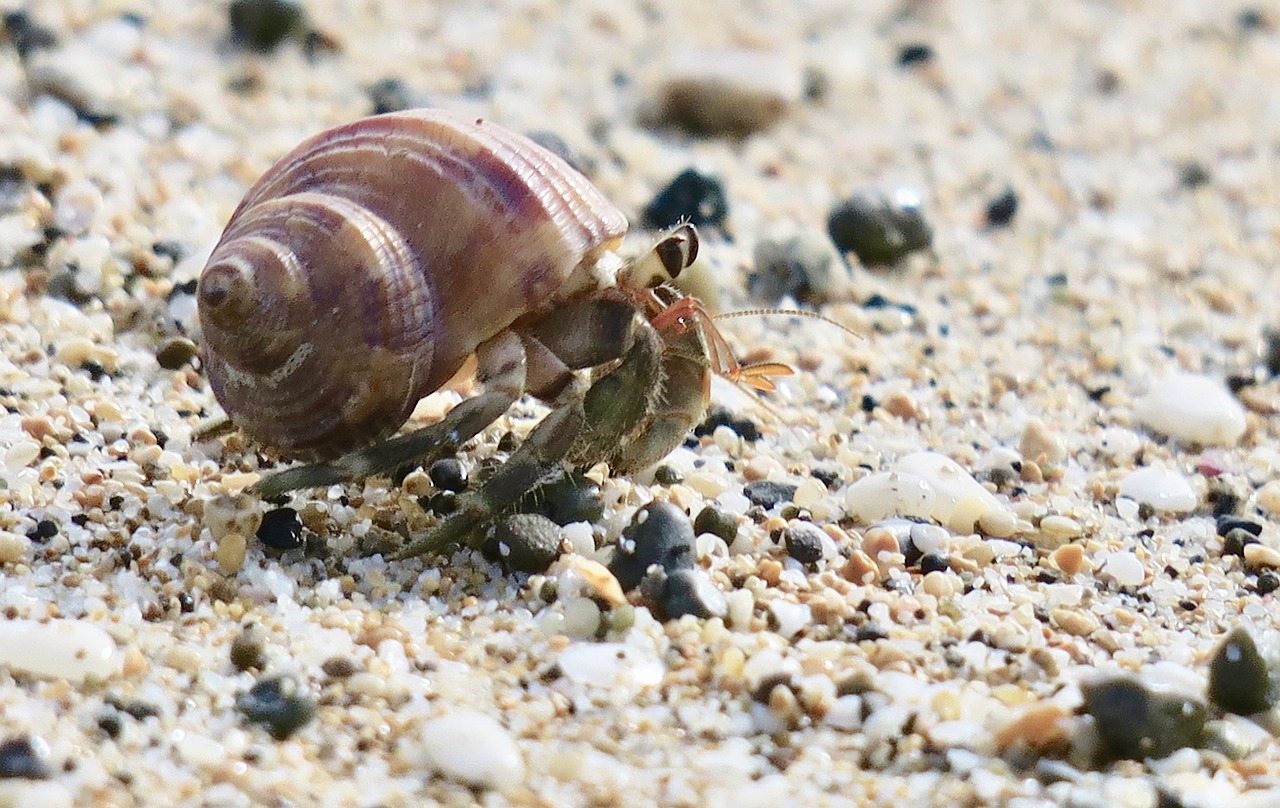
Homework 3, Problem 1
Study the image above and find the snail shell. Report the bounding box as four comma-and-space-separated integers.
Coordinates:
198, 109, 629, 460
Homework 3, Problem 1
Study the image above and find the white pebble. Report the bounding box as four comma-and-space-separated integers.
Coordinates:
842, 471, 936, 523
823, 695, 863, 730
1103, 550, 1145, 587
0, 781, 74, 808
5, 440, 40, 471
1117, 466, 1197, 513
894, 452, 1010, 532
0, 619, 122, 682
172, 730, 226, 767
768, 600, 811, 640
557, 642, 663, 689
1134, 374, 1246, 446
403, 710, 524, 792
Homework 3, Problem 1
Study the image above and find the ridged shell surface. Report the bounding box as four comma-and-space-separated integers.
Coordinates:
198, 109, 629, 460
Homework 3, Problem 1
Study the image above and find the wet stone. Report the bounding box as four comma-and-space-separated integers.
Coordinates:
610, 502, 696, 591
428, 458, 468, 492
229, 0, 304, 52
256, 507, 302, 550
826, 190, 932, 266
237, 677, 316, 741
643, 169, 728, 230
744, 480, 797, 509
1208, 627, 1275, 715
783, 522, 825, 564
483, 513, 563, 574
515, 471, 603, 525
693, 506, 738, 543
1081, 677, 1207, 763
0, 736, 50, 779
657, 568, 727, 621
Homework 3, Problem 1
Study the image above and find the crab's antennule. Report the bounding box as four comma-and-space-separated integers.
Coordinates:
712, 307, 862, 341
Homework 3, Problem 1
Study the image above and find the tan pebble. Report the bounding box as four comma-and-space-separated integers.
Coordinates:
757, 558, 783, 587
1039, 515, 1082, 541
743, 455, 784, 481
1029, 647, 1060, 677
215, 532, 248, 574
57, 337, 95, 367
977, 507, 1018, 538
20, 415, 55, 441
1050, 543, 1087, 575
839, 550, 878, 584
686, 471, 728, 498
921, 570, 956, 599
717, 646, 746, 680
1243, 543, 1280, 569
166, 645, 203, 674
203, 493, 262, 541
1257, 481, 1280, 518
344, 671, 386, 698
122, 646, 149, 679
1019, 418, 1065, 465
995, 703, 1071, 752
861, 527, 899, 558
961, 541, 996, 566
399, 469, 433, 497
883, 390, 921, 420
761, 515, 788, 535
1050, 608, 1098, 637
568, 557, 627, 607
1019, 460, 1043, 484
218, 472, 261, 493
793, 478, 826, 509
767, 683, 803, 726
359, 624, 407, 649
0, 531, 31, 564
93, 399, 124, 422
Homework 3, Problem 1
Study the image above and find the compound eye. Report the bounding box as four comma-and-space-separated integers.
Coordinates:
654, 223, 699, 281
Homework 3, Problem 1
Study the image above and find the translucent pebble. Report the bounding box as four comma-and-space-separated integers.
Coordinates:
557, 642, 663, 689
1117, 466, 1197, 513
843, 471, 936, 523
402, 710, 524, 792
893, 452, 1010, 532
0, 619, 122, 682
1134, 374, 1246, 447
1103, 551, 1145, 587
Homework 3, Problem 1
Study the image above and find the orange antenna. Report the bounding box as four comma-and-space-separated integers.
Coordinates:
712, 307, 863, 342
647, 294, 797, 393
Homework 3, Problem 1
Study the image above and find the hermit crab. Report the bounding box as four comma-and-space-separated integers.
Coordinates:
197, 108, 788, 557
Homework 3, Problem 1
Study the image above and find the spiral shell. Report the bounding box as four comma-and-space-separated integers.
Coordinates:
198, 109, 629, 460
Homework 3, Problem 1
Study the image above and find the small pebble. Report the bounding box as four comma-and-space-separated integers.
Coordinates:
0, 619, 121, 683
658, 569, 728, 621
610, 502, 696, 591
1051, 543, 1087, 576
256, 507, 302, 550
1102, 550, 1145, 587
215, 532, 248, 574
203, 493, 262, 541
643, 169, 728, 230
1216, 515, 1263, 538
1039, 514, 1083, 541
984, 188, 1019, 228
229, 624, 268, 672
483, 513, 562, 574
1020, 417, 1065, 464
1222, 527, 1259, 558
155, 337, 199, 370
1207, 628, 1276, 715
826, 189, 932, 266
652, 50, 802, 136
0, 532, 31, 564
1257, 570, 1279, 594
428, 458, 468, 492
897, 43, 934, 67
403, 710, 524, 792
768, 600, 811, 639
783, 522, 826, 564
236, 677, 316, 741
652, 465, 683, 485
843, 471, 936, 523
743, 480, 797, 509
0, 736, 50, 779
1243, 543, 1280, 569
366, 76, 414, 114
693, 506, 739, 543
694, 406, 761, 441
1117, 467, 1197, 513
750, 230, 851, 304
1133, 374, 1247, 447
1256, 480, 1280, 518
1081, 677, 1207, 763
229, 0, 304, 52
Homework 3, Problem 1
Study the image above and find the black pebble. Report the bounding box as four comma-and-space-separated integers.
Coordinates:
1238, 8, 1269, 31
0, 736, 49, 779
920, 552, 951, 575
743, 480, 797, 509
694, 406, 761, 441
96, 710, 123, 739
827, 193, 932, 266
26, 519, 57, 542
693, 506, 739, 544
657, 568, 727, 620
1080, 677, 1207, 763
783, 522, 825, 564
1258, 570, 1279, 595
1177, 161, 1212, 189
320, 656, 359, 678
610, 502, 696, 591
652, 465, 684, 485
1215, 515, 1262, 538
421, 490, 458, 515
1222, 527, 1260, 558
643, 169, 728, 230
811, 467, 841, 488
1264, 330, 1280, 377
428, 458, 468, 492
256, 507, 303, 550
897, 43, 934, 67
515, 471, 604, 525
984, 188, 1018, 228
483, 513, 563, 574
229, 0, 304, 52
367, 77, 411, 115
155, 337, 199, 370
237, 677, 316, 741
2, 11, 57, 60
1207, 627, 1275, 715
